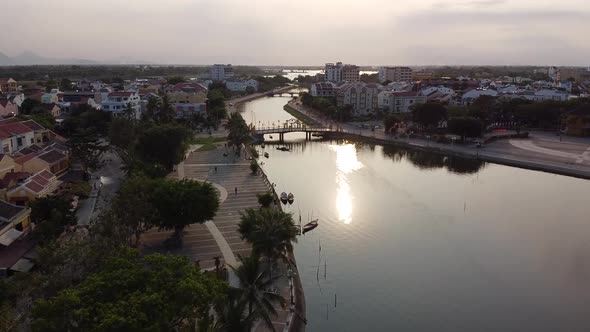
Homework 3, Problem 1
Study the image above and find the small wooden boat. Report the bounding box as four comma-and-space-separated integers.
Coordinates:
280, 192, 288, 204
264, 152, 269, 158
261, 143, 265, 148
287, 193, 294, 204
302, 219, 318, 234
276, 146, 291, 152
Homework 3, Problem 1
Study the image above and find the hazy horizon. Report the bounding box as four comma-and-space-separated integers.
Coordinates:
2, 0, 589, 66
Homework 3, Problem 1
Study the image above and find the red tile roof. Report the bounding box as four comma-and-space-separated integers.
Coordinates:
20, 120, 45, 131
0, 172, 30, 189
0, 122, 33, 135
24, 181, 44, 193
30, 174, 49, 187
37, 149, 66, 164
0, 129, 11, 140
13, 152, 40, 165
38, 170, 55, 181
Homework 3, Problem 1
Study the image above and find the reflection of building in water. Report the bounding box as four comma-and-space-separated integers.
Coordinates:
330, 144, 363, 224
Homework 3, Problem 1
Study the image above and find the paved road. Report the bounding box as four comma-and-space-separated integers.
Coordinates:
76, 149, 124, 225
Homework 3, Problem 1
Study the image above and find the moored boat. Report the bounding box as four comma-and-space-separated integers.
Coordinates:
302, 219, 318, 234
264, 152, 269, 158
287, 192, 294, 204
280, 192, 288, 204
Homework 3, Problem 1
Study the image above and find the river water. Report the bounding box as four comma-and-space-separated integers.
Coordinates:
240, 95, 590, 332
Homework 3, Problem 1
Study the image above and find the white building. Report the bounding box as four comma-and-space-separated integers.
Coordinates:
101, 91, 141, 119
325, 62, 360, 83
210, 64, 234, 81
460, 89, 499, 105
225, 79, 259, 92
378, 67, 413, 83
310, 82, 338, 97
378, 91, 426, 113
336, 82, 384, 115
325, 62, 343, 82
524, 89, 569, 102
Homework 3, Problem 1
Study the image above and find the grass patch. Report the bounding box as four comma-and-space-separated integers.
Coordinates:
192, 136, 227, 145
196, 144, 218, 152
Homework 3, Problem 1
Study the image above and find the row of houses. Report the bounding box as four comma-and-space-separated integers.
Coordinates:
0, 118, 69, 275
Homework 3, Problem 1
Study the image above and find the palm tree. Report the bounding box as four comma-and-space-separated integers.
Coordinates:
145, 95, 161, 121
225, 113, 250, 149
213, 288, 257, 332
238, 208, 298, 280
230, 254, 285, 331
159, 93, 175, 123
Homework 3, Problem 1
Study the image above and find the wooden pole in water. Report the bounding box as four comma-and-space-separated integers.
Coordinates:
335, 294, 337, 308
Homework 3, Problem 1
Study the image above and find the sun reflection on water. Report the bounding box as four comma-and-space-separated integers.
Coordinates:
330, 144, 363, 224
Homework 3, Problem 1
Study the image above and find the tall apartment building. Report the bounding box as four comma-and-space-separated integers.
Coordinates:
210, 64, 234, 81
378, 67, 413, 83
325, 62, 360, 82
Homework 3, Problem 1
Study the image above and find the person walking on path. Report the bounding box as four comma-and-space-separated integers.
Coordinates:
235, 187, 238, 195
214, 166, 217, 173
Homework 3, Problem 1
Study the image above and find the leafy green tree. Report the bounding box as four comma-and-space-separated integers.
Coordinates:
447, 117, 483, 140
412, 102, 448, 128
60, 78, 72, 90
135, 124, 191, 172
257, 192, 274, 208
301, 92, 313, 107
150, 179, 219, 245
144, 95, 161, 121
20, 98, 41, 114
68, 129, 107, 172
167, 76, 186, 85
108, 117, 136, 149
230, 254, 285, 331
238, 208, 298, 279
383, 114, 400, 133
31, 249, 227, 332
30, 196, 78, 244
158, 93, 175, 123
111, 176, 159, 246
250, 160, 259, 174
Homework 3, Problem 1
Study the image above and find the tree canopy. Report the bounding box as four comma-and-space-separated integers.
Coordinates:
135, 124, 191, 171
412, 102, 448, 127
31, 249, 227, 332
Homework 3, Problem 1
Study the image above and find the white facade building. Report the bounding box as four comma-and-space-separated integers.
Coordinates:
325, 62, 343, 82
101, 91, 141, 119
378, 67, 413, 83
524, 89, 569, 102
325, 62, 360, 83
310, 82, 338, 97
336, 82, 383, 115
378, 91, 426, 113
225, 79, 259, 92
210, 64, 234, 81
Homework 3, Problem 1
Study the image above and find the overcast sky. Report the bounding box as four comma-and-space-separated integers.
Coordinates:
1, 0, 589, 66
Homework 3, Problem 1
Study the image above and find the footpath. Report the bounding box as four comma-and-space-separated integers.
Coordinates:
142, 141, 304, 332
285, 99, 590, 180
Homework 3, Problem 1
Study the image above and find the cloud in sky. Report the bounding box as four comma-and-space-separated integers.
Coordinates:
0, 0, 588, 65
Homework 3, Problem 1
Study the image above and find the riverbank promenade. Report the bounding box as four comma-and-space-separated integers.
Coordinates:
142, 141, 302, 332
285, 99, 590, 179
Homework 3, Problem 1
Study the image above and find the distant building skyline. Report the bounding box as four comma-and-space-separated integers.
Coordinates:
1, 0, 589, 66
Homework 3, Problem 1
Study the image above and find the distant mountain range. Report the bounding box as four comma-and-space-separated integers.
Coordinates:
0, 51, 151, 66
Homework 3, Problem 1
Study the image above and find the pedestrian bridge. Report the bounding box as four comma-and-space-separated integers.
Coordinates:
253, 126, 341, 141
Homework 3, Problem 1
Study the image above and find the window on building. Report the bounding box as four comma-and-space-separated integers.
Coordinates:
16, 137, 22, 147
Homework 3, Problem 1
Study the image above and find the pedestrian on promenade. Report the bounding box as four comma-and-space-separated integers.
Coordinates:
214, 166, 217, 173
235, 187, 238, 195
